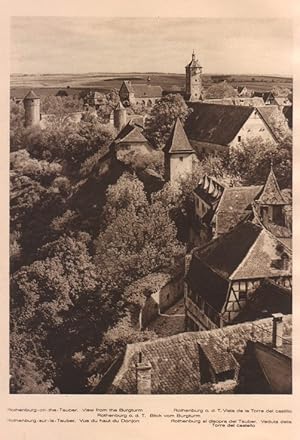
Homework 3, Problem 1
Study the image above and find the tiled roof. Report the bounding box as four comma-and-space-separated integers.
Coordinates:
164, 118, 193, 153
24, 90, 39, 99
193, 222, 262, 280
185, 103, 254, 146
215, 186, 263, 235
257, 167, 286, 205
114, 122, 149, 144
131, 84, 163, 98
188, 221, 292, 283
231, 228, 292, 280
198, 341, 239, 374
108, 315, 292, 394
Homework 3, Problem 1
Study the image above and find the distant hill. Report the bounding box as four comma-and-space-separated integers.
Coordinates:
10, 72, 292, 99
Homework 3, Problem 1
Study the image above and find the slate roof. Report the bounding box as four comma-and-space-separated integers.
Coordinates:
214, 185, 263, 235
107, 315, 292, 394
185, 103, 254, 146
24, 90, 39, 100
164, 118, 193, 153
257, 167, 286, 205
198, 341, 239, 374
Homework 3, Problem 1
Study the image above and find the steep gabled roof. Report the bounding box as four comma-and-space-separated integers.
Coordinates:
215, 185, 263, 235
192, 222, 262, 280
191, 219, 291, 280
230, 227, 292, 280
185, 103, 254, 146
164, 118, 194, 153
24, 90, 39, 100
114, 122, 149, 144
257, 167, 286, 205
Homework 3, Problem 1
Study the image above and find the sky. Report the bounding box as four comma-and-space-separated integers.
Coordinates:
11, 17, 293, 76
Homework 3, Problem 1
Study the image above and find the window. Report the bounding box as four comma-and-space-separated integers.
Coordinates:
238, 136, 242, 142
179, 156, 183, 161
239, 291, 247, 301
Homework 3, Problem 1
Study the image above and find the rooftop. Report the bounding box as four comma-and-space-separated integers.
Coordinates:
107, 315, 292, 394
164, 118, 194, 153
214, 185, 263, 235
185, 103, 254, 146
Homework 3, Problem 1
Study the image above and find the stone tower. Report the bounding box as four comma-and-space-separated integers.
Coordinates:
23, 90, 40, 127
113, 101, 127, 132
185, 51, 203, 101
164, 118, 196, 183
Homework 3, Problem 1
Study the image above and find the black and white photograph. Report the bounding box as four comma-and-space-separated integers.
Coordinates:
9, 17, 293, 395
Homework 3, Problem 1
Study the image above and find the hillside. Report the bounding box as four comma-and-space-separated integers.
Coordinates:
10, 72, 292, 99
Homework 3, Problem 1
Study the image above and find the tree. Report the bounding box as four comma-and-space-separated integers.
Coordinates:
204, 81, 238, 99
227, 137, 292, 188
144, 94, 191, 148
10, 101, 27, 151
40, 95, 84, 118
10, 233, 105, 393
95, 173, 184, 293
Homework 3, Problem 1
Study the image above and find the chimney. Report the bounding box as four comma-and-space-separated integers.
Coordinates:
272, 313, 283, 347
136, 352, 152, 394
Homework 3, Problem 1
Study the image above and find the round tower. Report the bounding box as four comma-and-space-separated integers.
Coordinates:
113, 101, 127, 132
185, 50, 203, 101
23, 90, 40, 127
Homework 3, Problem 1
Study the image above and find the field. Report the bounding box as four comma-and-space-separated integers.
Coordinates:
10, 72, 293, 99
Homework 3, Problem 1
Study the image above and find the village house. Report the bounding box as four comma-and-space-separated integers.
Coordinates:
119, 79, 162, 107
189, 165, 291, 250
185, 103, 278, 153
95, 314, 292, 394
185, 221, 292, 332
236, 86, 252, 97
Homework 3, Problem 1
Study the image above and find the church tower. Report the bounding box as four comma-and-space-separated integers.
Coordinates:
185, 51, 203, 101
23, 90, 40, 127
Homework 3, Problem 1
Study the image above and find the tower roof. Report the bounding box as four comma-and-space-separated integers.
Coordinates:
164, 118, 194, 153
24, 90, 39, 100
115, 101, 125, 110
186, 51, 202, 69
257, 166, 286, 205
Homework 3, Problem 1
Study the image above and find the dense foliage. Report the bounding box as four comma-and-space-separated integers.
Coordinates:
9, 92, 292, 393
144, 93, 191, 148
